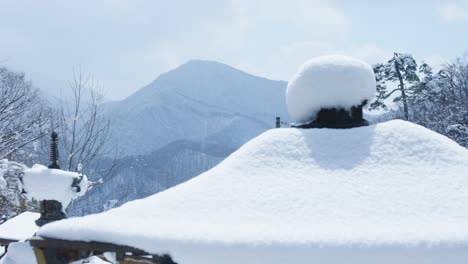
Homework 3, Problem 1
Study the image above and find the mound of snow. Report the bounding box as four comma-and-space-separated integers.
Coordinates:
22, 165, 88, 209
287, 55, 376, 123
37, 121, 468, 264
0, 242, 36, 264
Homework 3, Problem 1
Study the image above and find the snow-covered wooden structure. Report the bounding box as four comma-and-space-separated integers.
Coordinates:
30, 120, 468, 263
0, 212, 39, 245
0, 212, 39, 262
22, 56, 468, 263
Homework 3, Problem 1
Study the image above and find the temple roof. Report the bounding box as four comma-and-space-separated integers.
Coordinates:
0, 212, 39, 243
36, 120, 468, 263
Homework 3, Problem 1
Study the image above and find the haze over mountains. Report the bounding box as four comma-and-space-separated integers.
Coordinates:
70, 60, 290, 215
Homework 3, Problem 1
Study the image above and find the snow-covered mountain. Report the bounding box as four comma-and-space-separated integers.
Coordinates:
107, 60, 288, 155
70, 60, 289, 215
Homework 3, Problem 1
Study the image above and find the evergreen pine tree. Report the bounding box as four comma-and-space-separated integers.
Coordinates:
369, 52, 419, 120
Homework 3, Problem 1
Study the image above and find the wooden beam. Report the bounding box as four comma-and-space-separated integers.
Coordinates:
0, 238, 17, 246
29, 237, 148, 255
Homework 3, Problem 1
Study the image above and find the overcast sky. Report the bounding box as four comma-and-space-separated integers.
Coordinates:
1, 0, 467, 100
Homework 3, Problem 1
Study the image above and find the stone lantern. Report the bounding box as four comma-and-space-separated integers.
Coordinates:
35, 132, 66, 227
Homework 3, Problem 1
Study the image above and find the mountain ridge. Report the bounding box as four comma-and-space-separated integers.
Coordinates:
108, 59, 285, 106
69, 59, 290, 215
105, 59, 289, 155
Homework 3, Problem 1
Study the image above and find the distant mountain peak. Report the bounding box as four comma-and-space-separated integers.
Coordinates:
182, 59, 227, 66
111, 59, 288, 110
172, 59, 245, 75
106, 58, 289, 156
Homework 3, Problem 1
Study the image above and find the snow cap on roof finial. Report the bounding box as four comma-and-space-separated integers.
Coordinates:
286, 55, 376, 124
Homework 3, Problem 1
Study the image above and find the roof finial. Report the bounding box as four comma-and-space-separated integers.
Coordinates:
49, 131, 60, 169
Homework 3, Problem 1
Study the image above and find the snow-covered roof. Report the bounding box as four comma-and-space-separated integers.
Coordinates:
0, 212, 39, 242
287, 55, 375, 123
36, 120, 468, 263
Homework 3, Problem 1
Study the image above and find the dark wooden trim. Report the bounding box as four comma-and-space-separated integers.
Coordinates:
0, 238, 17, 245
0, 244, 8, 259
29, 237, 149, 255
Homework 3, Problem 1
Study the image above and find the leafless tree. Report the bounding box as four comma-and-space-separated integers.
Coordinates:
0, 67, 51, 160
57, 69, 119, 182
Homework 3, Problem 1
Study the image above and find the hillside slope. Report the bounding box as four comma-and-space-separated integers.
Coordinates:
70, 60, 289, 215
107, 60, 288, 155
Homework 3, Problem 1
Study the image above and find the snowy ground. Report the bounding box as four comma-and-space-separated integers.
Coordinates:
34, 120, 468, 264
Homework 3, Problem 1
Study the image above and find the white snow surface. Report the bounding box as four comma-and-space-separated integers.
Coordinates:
0, 159, 11, 190
37, 120, 468, 263
70, 256, 111, 264
22, 165, 88, 209
287, 55, 376, 123
0, 242, 36, 264
0, 175, 5, 190
0, 178, 5, 190
0, 212, 39, 241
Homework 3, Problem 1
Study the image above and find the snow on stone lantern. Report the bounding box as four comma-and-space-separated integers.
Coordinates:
21, 132, 88, 226
286, 55, 376, 128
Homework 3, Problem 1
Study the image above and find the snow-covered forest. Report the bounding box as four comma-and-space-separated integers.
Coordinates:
371, 53, 468, 148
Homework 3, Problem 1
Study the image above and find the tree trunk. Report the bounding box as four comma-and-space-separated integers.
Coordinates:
394, 53, 409, 120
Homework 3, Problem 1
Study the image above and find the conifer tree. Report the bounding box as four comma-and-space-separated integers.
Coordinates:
370, 52, 419, 120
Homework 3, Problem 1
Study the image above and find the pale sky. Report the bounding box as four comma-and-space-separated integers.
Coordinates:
1, 0, 467, 100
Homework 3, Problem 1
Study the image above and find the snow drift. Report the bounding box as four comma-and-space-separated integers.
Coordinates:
286, 55, 375, 123
0, 241, 36, 264
35, 120, 468, 263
